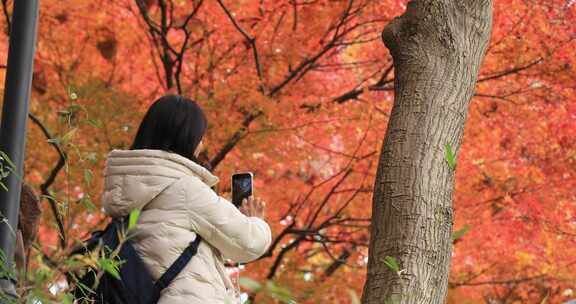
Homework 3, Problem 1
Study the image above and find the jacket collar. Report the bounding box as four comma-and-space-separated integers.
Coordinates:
106, 149, 219, 187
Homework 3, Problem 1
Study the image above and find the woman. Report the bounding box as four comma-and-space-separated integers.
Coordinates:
101, 95, 271, 304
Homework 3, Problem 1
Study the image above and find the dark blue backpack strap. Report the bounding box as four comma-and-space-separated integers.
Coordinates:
150, 235, 202, 302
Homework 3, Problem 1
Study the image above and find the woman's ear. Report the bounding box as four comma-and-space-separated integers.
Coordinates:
194, 140, 204, 158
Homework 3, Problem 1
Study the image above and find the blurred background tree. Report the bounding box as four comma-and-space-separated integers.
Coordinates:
0, 0, 574, 303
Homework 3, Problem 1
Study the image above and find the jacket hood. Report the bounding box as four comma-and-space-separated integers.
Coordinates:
101, 149, 219, 217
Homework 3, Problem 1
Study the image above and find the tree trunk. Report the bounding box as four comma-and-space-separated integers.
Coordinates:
362, 1, 493, 303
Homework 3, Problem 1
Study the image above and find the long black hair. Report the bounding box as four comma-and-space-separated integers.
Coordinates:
131, 95, 207, 163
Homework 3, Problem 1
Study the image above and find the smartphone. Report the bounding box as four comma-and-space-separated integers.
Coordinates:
231, 172, 253, 207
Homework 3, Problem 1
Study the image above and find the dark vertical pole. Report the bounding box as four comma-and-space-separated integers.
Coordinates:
0, 0, 40, 297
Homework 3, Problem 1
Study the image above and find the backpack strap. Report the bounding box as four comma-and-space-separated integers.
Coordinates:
150, 235, 202, 302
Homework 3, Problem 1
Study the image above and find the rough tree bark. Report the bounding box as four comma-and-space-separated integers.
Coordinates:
362, 1, 493, 303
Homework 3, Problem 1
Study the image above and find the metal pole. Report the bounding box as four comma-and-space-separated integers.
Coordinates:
0, 0, 40, 297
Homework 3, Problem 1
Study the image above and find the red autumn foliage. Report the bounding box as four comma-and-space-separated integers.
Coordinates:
0, 0, 574, 302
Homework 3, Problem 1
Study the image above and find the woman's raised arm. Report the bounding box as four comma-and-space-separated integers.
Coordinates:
182, 176, 272, 263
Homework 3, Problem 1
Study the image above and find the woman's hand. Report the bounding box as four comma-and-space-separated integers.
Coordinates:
239, 196, 266, 220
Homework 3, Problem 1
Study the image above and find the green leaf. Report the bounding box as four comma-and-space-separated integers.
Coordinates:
85, 119, 101, 128
61, 293, 74, 304
41, 192, 57, 202
0, 151, 16, 170
84, 169, 93, 186
0, 152, 20, 183
81, 194, 96, 213
97, 257, 122, 280
128, 209, 141, 230
348, 289, 361, 304
445, 143, 456, 169
74, 280, 96, 301
265, 280, 296, 303
452, 225, 471, 242
61, 128, 78, 144
85, 152, 98, 163
0, 212, 16, 238
47, 138, 60, 145
68, 104, 82, 112
382, 256, 400, 273
239, 277, 262, 291
0, 249, 16, 280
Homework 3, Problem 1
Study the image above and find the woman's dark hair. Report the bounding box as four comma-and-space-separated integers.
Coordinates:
131, 95, 207, 163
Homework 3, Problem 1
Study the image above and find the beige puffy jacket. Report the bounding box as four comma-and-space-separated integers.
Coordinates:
101, 149, 272, 304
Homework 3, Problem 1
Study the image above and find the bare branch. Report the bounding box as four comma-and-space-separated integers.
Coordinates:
291, 0, 298, 31
209, 110, 263, 169
135, 0, 174, 90
266, 235, 305, 279
268, 0, 363, 97
334, 56, 545, 106
333, 88, 365, 104
333, 64, 394, 104
323, 248, 353, 278
449, 274, 547, 288
478, 57, 543, 82
268, 42, 334, 97
28, 113, 67, 249
260, 221, 296, 260
258, 127, 373, 284
135, 0, 205, 92
373, 64, 394, 87
208, 2, 378, 167
216, 0, 265, 91
1, 0, 10, 35
305, 169, 352, 228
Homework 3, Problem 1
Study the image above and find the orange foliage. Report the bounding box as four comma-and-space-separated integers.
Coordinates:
0, 0, 574, 303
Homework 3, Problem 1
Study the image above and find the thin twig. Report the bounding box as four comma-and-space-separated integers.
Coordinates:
478, 57, 542, 82
449, 274, 547, 288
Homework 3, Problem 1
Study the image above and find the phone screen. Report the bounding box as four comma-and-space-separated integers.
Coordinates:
232, 173, 253, 207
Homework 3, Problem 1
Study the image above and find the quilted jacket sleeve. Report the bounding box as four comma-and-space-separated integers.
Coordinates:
182, 176, 272, 263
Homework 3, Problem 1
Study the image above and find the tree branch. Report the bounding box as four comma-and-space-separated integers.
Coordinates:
216, 0, 265, 91
266, 235, 305, 279
322, 248, 353, 279
334, 56, 545, 106
478, 57, 543, 82
449, 274, 546, 288
134, 0, 204, 94
268, 0, 361, 97
1, 0, 10, 35
209, 110, 263, 169
28, 113, 67, 249
259, 132, 372, 282
332, 64, 394, 104
333, 88, 365, 104
208, 1, 373, 168
373, 64, 394, 87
